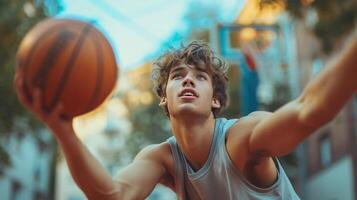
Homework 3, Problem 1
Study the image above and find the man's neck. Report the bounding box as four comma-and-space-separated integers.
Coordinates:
170, 113, 216, 171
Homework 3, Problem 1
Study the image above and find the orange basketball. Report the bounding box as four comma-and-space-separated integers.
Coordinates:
16, 18, 118, 118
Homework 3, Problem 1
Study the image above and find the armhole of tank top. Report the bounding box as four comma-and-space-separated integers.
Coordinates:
220, 120, 285, 194
244, 157, 283, 193
221, 118, 239, 149
222, 147, 284, 194
220, 118, 239, 159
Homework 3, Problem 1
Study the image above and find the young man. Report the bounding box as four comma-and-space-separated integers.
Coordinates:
15, 35, 357, 199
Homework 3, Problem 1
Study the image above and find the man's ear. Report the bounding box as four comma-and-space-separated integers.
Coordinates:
159, 97, 167, 107
212, 98, 221, 109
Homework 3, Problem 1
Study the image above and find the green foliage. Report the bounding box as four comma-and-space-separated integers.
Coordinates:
260, 0, 357, 53
0, 145, 11, 174
0, 1, 58, 132
311, 0, 357, 52
221, 63, 241, 118
0, 0, 62, 167
124, 92, 171, 157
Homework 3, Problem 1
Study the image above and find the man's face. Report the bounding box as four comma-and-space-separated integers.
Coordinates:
160, 63, 221, 118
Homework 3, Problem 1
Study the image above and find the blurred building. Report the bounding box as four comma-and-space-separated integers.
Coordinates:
0, 120, 56, 200
294, 14, 357, 199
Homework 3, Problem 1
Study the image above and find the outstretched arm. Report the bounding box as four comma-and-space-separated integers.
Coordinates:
249, 36, 357, 157
14, 72, 166, 199
58, 132, 166, 199
59, 134, 166, 199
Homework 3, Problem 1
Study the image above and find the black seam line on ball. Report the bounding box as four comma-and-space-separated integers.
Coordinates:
85, 29, 104, 112
34, 29, 76, 112
49, 23, 94, 113
22, 24, 66, 103
34, 30, 75, 89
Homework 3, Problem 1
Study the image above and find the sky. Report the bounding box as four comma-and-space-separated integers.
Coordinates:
57, 0, 245, 70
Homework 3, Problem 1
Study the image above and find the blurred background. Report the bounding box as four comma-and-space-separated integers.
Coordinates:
0, 0, 357, 199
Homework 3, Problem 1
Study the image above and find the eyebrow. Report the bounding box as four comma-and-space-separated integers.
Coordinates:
170, 65, 209, 75
196, 67, 209, 74
169, 66, 185, 74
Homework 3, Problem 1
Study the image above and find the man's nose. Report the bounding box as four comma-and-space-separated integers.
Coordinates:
182, 74, 195, 87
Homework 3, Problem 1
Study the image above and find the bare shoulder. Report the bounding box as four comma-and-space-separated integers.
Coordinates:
227, 111, 273, 138
225, 112, 273, 168
247, 111, 273, 120
135, 142, 175, 189
135, 142, 172, 164
112, 142, 175, 199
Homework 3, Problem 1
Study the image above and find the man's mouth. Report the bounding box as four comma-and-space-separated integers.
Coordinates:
179, 88, 198, 98
181, 91, 195, 97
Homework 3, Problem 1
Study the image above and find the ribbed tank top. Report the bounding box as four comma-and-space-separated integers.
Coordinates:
167, 118, 300, 200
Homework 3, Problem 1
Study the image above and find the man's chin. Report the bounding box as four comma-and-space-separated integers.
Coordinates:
172, 106, 208, 118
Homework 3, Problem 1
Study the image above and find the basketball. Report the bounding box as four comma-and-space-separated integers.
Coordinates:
15, 18, 118, 118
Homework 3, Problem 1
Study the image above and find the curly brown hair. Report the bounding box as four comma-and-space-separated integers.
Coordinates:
151, 41, 229, 117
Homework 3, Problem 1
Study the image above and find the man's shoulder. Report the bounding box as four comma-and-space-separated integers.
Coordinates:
225, 113, 276, 176
232, 111, 273, 127
226, 111, 273, 138
246, 111, 273, 119
136, 142, 172, 161
135, 142, 175, 181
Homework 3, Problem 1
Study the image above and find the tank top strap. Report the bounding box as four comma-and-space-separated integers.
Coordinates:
167, 137, 187, 199
217, 118, 239, 142
167, 137, 201, 200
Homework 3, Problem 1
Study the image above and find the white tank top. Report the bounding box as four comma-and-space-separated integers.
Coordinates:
167, 118, 300, 200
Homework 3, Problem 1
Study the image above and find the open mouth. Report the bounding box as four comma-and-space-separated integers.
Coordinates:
179, 88, 198, 98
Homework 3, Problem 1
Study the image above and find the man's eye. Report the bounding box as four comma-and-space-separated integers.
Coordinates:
197, 74, 206, 80
172, 74, 182, 79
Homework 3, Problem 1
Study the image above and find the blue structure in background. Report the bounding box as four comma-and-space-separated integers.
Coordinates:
239, 61, 259, 116
218, 24, 279, 116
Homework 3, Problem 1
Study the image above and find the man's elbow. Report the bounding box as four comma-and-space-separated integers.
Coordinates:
85, 182, 125, 200
297, 97, 336, 131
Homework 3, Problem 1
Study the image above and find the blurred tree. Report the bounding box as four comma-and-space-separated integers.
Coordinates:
125, 96, 171, 157
221, 63, 241, 118
120, 65, 171, 158
260, 0, 357, 52
0, 0, 62, 167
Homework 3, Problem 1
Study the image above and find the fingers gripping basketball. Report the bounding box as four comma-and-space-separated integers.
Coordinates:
15, 18, 118, 118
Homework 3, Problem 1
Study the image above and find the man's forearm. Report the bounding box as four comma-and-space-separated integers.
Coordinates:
54, 127, 120, 199
298, 37, 357, 128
